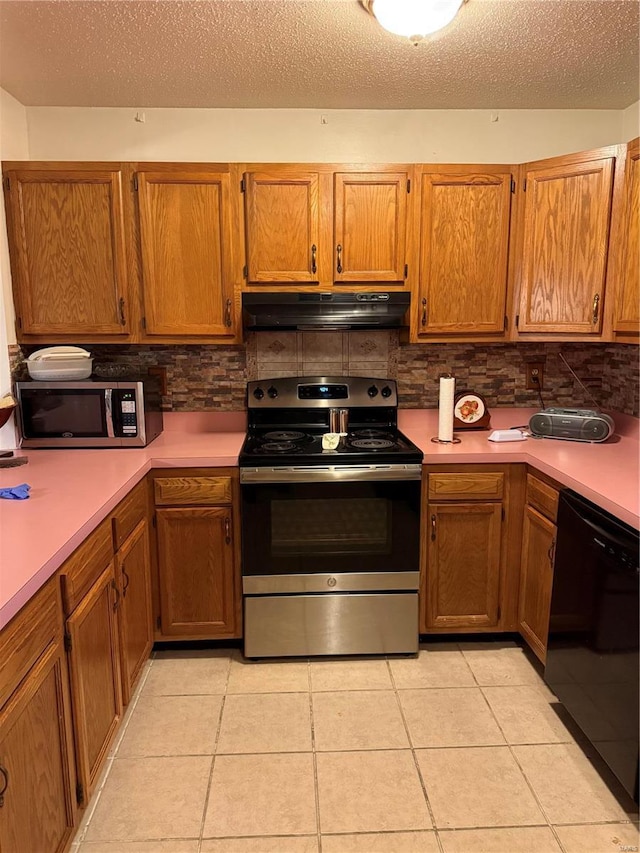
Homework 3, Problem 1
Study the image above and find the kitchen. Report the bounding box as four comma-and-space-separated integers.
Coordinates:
0, 1, 639, 852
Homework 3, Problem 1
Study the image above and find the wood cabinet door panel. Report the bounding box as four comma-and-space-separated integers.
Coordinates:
518, 506, 556, 663
157, 507, 235, 637
0, 642, 75, 853
66, 563, 122, 801
334, 172, 407, 282
6, 169, 129, 335
426, 503, 502, 629
116, 520, 153, 705
518, 158, 614, 333
245, 172, 320, 283
138, 171, 235, 336
614, 140, 640, 333
419, 172, 511, 333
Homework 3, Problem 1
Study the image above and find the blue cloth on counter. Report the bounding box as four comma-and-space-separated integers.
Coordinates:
0, 483, 30, 500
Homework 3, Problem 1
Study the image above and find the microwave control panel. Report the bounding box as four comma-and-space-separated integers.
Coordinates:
118, 390, 138, 436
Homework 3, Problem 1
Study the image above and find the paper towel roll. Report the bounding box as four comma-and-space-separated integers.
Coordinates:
438, 376, 455, 442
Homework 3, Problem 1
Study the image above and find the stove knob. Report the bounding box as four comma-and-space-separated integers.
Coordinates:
381, 385, 392, 398
267, 386, 278, 399
367, 385, 379, 398
253, 387, 265, 400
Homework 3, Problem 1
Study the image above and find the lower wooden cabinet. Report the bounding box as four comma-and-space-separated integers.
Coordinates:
156, 506, 236, 637
115, 518, 153, 705
518, 473, 559, 663
426, 502, 502, 629
65, 563, 122, 805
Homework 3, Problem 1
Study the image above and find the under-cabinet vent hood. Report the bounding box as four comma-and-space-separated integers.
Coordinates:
242, 292, 411, 331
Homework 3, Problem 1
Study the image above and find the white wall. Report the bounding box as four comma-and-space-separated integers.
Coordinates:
0, 89, 28, 448
622, 100, 640, 141
25, 106, 624, 164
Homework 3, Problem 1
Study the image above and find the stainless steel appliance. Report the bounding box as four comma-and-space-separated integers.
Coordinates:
545, 491, 639, 802
239, 376, 423, 658
16, 379, 163, 448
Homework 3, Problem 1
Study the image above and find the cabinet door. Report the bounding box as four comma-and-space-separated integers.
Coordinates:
517, 156, 614, 333
66, 563, 122, 804
613, 139, 640, 334
4, 168, 129, 336
334, 172, 408, 282
518, 505, 556, 663
244, 171, 320, 283
115, 519, 153, 705
417, 171, 512, 334
157, 507, 236, 637
0, 642, 75, 853
426, 503, 502, 629
137, 171, 236, 336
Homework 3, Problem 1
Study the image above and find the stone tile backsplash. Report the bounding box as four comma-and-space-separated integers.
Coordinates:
10, 335, 639, 416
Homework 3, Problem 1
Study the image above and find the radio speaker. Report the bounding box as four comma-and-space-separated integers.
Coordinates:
529, 408, 614, 443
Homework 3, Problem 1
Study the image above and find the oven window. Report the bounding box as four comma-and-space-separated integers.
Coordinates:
241, 480, 420, 576
271, 498, 391, 556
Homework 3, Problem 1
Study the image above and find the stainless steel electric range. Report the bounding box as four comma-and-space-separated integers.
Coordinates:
239, 376, 423, 658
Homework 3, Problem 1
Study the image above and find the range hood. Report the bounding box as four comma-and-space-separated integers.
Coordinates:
242, 292, 411, 331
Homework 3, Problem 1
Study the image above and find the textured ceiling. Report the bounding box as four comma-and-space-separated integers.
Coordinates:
0, 0, 638, 110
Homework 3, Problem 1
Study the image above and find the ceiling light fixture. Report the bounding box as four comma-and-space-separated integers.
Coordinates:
363, 0, 465, 43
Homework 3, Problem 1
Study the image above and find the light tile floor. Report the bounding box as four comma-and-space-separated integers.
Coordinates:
72, 641, 639, 853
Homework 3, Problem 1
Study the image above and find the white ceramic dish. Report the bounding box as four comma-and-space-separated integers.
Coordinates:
27, 359, 93, 381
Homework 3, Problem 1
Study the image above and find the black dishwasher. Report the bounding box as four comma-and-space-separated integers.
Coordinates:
545, 490, 639, 802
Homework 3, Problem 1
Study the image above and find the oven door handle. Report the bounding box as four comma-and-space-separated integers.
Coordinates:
240, 464, 423, 483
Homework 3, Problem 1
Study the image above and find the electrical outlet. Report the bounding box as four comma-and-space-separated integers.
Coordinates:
525, 361, 545, 390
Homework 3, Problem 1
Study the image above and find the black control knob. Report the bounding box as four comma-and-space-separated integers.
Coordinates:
381, 385, 392, 398
367, 385, 379, 398
267, 386, 278, 399
253, 387, 264, 400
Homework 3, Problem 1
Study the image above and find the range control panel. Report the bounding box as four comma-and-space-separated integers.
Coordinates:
247, 376, 397, 409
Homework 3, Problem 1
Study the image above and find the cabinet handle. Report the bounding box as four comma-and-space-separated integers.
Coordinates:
122, 564, 130, 597
311, 244, 317, 275
0, 763, 7, 807
431, 514, 436, 541
224, 516, 232, 545
592, 293, 600, 324
224, 298, 233, 328
336, 244, 343, 274
111, 579, 121, 611
421, 298, 428, 327
548, 539, 556, 565
119, 297, 126, 326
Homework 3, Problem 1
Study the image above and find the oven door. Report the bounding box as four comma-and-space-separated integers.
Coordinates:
241, 467, 421, 593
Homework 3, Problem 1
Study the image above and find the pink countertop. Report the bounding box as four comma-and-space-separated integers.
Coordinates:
1, 407, 638, 631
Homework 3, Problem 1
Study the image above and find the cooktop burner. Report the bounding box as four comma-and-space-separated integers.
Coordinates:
263, 430, 306, 442
349, 438, 395, 449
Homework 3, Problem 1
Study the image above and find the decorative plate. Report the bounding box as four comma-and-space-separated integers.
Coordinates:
454, 391, 491, 430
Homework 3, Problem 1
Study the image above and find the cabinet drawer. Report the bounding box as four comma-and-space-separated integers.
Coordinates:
428, 472, 504, 500
59, 519, 114, 615
526, 474, 559, 522
0, 577, 60, 709
154, 476, 232, 506
112, 479, 148, 550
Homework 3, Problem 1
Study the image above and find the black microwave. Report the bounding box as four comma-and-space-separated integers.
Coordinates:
15, 380, 163, 448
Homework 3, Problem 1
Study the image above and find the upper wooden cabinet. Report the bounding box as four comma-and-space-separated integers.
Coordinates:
3, 165, 131, 339
515, 149, 616, 335
414, 167, 513, 338
612, 138, 640, 337
241, 166, 411, 288
244, 171, 320, 284
136, 169, 237, 337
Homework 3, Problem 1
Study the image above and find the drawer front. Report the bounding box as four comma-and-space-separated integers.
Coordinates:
0, 577, 60, 709
112, 479, 148, 550
428, 472, 504, 500
60, 518, 114, 615
526, 474, 559, 522
154, 476, 232, 506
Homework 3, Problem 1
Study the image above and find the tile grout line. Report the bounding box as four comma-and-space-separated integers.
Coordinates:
197, 654, 232, 852
308, 659, 323, 853
386, 657, 445, 853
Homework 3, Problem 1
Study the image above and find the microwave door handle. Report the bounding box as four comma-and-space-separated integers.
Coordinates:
105, 389, 115, 438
